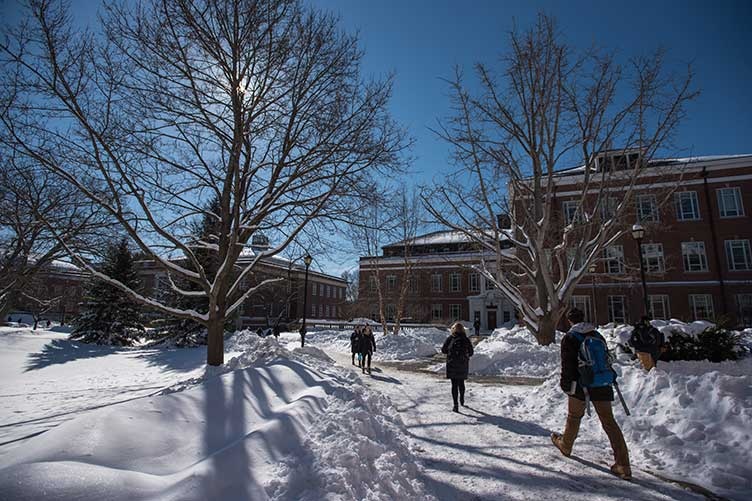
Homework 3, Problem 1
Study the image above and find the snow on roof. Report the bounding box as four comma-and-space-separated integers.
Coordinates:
553, 153, 752, 177
385, 229, 509, 248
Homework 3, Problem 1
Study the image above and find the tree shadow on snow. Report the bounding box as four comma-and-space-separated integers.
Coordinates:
24, 339, 122, 371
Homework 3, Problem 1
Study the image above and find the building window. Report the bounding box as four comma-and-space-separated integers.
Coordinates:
386, 304, 396, 321
312, 282, 317, 296
675, 191, 700, 221
681, 242, 709, 272
407, 276, 418, 294
566, 249, 584, 270
386, 275, 396, 292
431, 274, 442, 292
325, 305, 330, 318
318, 305, 323, 318
725, 240, 752, 271
485, 277, 496, 290
331, 304, 336, 317
717, 187, 744, 218
736, 294, 752, 327
689, 294, 714, 321
569, 296, 592, 322
637, 194, 659, 223
311, 303, 316, 316
370, 307, 379, 321
641, 243, 665, 273
607, 296, 627, 324
432, 304, 443, 321
562, 200, 579, 224
604, 245, 624, 274
449, 273, 460, 292
600, 197, 618, 220
649, 295, 670, 320
449, 304, 461, 321
368, 276, 377, 293
469, 273, 480, 293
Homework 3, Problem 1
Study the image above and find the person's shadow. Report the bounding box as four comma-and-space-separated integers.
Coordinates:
463, 405, 550, 437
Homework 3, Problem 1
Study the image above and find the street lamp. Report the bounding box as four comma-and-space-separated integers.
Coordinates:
300, 253, 313, 348
631, 223, 650, 317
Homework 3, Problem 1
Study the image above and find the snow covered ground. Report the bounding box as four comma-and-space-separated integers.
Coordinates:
1, 324, 749, 500
0, 327, 432, 500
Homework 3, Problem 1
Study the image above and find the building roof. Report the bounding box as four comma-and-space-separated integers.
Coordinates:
552, 153, 752, 178
383, 228, 510, 250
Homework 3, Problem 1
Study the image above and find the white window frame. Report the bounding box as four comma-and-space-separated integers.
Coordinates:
600, 196, 618, 221
725, 239, 752, 271
641, 243, 665, 273
311, 303, 316, 316
717, 187, 744, 218
648, 295, 670, 320
607, 296, 627, 324
736, 294, 752, 327
431, 304, 443, 322
386, 274, 397, 292
675, 191, 700, 221
318, 305, 323, 318
312, 282, 317, 296
325, 305, 330, 318
449, 304, 461, 321
332, 304, 336, 318
407, 275, 418, 294
637, 194, 659, 223
604, 245, 625, 275
449, 273, 461, 292
562, 200, 580, 225
689, 294, 714, 321
681, 241, 709, 272
431, 273, 442, 292
569, 295, 592, 323
469, 273, 480, 293
386, 303, 396, 321
368, 276, 377, 293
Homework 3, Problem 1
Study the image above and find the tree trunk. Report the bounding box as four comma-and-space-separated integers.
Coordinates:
207, 317, 225, 366
535, 313, 558, 346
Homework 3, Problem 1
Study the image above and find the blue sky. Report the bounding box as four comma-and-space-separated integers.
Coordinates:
3, 0, 751, 275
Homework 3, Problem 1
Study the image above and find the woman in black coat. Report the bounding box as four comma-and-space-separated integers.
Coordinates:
350, 326, 362, 366
441, 322, 474, 412
359, 325, 376, 374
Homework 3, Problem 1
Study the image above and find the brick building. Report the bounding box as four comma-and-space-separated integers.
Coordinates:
549, 152, 752, 327
138, 243, 347, 328
8, 260, 86, 323
358, 152, 752, 329
358, 231, 516, 330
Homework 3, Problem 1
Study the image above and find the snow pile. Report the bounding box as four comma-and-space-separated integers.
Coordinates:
0, 331, 434, 501
303, 327, 447, 361
469, 326, 562, 377
499, 359, 752, 500
373, 328, 447, 361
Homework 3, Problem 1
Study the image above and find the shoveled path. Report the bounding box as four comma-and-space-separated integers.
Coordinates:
331, 353, 709, 501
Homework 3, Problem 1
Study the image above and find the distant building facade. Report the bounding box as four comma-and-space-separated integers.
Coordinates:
9, 260, 86, 323
358, 231, 516, 330
536, 152, 752, 327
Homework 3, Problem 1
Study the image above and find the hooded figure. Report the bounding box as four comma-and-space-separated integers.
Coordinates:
359, 326, 376, 374
350, 326, 362, 366
441, 322, 474, 412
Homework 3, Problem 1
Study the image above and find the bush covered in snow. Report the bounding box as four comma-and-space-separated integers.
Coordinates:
663, 325, 746, 362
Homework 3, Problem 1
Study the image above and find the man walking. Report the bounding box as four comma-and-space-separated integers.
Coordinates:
628, 317, 665, 371
551, 308, 632, 480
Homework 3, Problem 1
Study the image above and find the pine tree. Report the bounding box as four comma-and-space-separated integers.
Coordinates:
71, 239, 144, 345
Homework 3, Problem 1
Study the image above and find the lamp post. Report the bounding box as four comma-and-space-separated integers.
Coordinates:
300, 253, 313, 348
631, 223, 650, 317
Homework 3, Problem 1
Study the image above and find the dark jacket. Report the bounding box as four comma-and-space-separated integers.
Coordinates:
628, 322, 664, 359
359, 332, 376, 354
442, 332, 474, 380
350, 331, 361, 353
560, 323, 614, 402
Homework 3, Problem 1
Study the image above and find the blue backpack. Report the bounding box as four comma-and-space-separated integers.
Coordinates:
571, 332, 629, 416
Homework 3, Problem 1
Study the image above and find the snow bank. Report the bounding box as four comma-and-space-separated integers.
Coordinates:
0, 332, 434, 501
499, 359, 752, 500
469, 326, 562, 377
303, 327, 447, 361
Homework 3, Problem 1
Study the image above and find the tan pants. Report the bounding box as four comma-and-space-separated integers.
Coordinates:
636, 351, 656, 371
561, 397, 630, 469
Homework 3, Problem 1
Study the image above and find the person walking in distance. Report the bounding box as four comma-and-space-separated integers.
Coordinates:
350, 326, 362, 366
551, 308, 632, 480
628, 316, 665, 371
359, 325, 376, 374
441, 322, 474, 412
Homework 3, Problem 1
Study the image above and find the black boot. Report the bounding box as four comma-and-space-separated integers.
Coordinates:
452, 404, 459, 412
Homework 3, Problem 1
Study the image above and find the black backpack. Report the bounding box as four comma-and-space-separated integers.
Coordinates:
631, 324, 661, 351
449, 336, 469, 361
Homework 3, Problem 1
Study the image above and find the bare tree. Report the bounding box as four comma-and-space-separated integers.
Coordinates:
1, 0, 405, 364
423, 15, 696, 345
390, 187, 421, 334
0, 154, 107, 318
